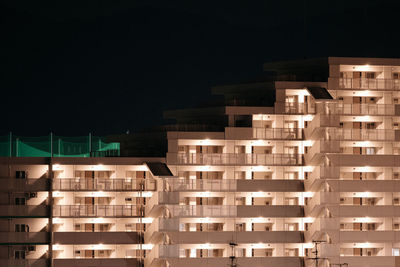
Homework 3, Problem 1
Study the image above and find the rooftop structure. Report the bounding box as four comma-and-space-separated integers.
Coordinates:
0, 134, 120, 157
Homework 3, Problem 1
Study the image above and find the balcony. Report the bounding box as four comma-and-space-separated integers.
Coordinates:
52, 178, 156, 191
339, 231, 400, 243
0, 259, 49, 267
321, 128, 399, 141
236, 205, 304, 217
225, 127, 303, 140
327, 180, 400, 192
165, 257, 304, 267
328, 205, 400, 217
338, 77, 400, 90
236, 179, 304, 192
165, 179, 236, 191
0, 178, 50, 192
319, 103, 399, 116
53, 232, 141, 244
164, 179, 303, 192
0, 232, 49, 244
326, 154, 400, 167
53, 205, 142, 217
274, 102, 314, 114
165, 231, 304, 244
146, 245, 304, 267
168, 153, 303, 166
0, 205, 49, 218
339, 256, 400, 267
166, 205, 237, 217
53, 258, 141, 267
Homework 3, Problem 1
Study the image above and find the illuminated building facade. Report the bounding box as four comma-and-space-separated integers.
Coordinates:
2, 57, 400, 267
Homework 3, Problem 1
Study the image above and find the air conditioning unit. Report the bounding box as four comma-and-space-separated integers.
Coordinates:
29, 192, 37, 198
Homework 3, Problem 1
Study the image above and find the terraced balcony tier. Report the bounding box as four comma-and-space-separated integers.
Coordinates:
168, 153, 303, 166
0, 205, 49, 218
53, 232, 141, 244
52, 205, 143, 217
0, 178, 50, 192
53, 178, 156, 191
164, 178, 304, 192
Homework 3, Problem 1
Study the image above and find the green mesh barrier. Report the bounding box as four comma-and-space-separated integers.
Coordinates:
0, 134, 120, 157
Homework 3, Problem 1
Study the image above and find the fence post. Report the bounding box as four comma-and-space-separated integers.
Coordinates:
50, 132, 53, 158
9, 132, 12, 157
89, 133, 92, 157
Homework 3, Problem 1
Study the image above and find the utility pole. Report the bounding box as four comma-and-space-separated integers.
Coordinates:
229, 241, 238, 267
307, 240, 327, 267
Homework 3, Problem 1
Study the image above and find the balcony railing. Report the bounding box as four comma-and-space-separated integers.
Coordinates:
166, 205, 237, 217
0, 232, 49, 244
53, 205, 142, 217
319, 103, 397, 115
173, 153, 302, 166
0, 178, 50, 191
164, 179, 303, 192
284, 102, 314, 114
53, 178, 156, 191
323, 128, 397, 141
165, 179, 237, 191
0, 205, 49, 217
339, 78, 400, 90
253, 128, 303, 140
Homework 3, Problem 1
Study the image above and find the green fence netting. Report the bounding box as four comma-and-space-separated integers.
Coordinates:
0, 134, 120, 157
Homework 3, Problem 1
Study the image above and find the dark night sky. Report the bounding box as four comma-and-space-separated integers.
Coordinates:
2, 0, 400, 136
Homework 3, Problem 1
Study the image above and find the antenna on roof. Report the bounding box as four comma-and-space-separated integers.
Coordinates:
228, 241, 239, 267
307, 240, 328, 267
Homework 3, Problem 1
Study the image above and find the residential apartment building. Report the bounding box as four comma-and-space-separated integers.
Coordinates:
2, 57, 400, 267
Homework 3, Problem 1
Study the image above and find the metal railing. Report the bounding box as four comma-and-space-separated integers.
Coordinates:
320, 103, 396, 115
166, 205, 237, 217
174, 153, 302, 166
52, 178, 156, 191
284, 102, 313, 114
165, 178, 237, 191
253, 128, 303, 140
53, 205, 142, 217
322, 128, 396, 141
339, 78, 400, 90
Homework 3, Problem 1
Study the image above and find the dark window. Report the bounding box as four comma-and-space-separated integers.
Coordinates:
16, 171, 26, 179
15, 198, 26, 205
